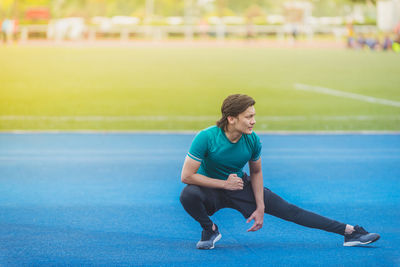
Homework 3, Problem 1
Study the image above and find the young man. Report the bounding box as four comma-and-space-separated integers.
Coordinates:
180, 94, 380, 250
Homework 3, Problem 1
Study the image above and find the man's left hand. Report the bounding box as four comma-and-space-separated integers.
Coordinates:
246, 208, 264, 232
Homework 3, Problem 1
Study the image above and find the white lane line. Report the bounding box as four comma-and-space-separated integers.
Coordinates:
0, 115, 217, 121
1, 130, 399, 134
258, 115, 400, 121
294, 83, 400, 108
1, 115, 399, 122
1, 148, 398, 154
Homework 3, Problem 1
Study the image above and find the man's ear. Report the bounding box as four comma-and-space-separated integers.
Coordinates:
227, 116, 236, 125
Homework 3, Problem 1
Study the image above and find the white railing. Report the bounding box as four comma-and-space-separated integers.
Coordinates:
17, 24, 379, 42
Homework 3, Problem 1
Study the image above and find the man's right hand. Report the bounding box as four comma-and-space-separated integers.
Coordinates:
224, 174, 244, 190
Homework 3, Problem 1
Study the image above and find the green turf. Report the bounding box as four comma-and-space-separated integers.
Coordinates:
1, 45, 399, 131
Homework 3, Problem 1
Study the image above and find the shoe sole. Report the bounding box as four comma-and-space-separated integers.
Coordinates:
197, 233, 222, 250
343, 235, 380, 247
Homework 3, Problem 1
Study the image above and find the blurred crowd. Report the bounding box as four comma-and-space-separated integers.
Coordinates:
346, 22, 400, 52
1, 18, 18, 44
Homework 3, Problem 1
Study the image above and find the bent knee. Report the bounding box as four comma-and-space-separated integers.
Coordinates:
180, 185, 204, 205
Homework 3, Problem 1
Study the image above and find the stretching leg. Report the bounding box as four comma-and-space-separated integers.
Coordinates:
265, 188, 346, 235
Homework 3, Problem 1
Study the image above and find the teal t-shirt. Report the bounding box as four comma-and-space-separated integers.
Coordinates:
187, 125, 262, 180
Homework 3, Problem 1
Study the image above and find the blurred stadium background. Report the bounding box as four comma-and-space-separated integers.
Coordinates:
1, 0, 400, 131
1, 3, 400, 265
1, 0, 400, 44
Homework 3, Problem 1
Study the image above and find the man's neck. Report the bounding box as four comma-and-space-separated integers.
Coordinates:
224, 127, 242, 143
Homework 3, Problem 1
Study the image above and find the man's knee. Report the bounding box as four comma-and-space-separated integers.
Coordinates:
180, 185, 204, 206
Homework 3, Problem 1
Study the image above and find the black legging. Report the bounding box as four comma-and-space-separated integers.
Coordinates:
180, 174, 346, 235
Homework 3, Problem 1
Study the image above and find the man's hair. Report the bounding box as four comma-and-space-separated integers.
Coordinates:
216, 94, 255, 130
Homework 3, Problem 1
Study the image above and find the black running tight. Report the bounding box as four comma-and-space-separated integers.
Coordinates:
180, 174, 346, 235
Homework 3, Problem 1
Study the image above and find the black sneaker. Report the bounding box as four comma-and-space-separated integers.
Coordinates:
196, 224, 222, 249
343, 225, 380, 247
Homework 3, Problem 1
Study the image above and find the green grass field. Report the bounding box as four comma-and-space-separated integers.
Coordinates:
1, 45, 399, 131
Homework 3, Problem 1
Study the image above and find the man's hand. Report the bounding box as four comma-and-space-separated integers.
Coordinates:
224, 174, 244, 190
246, 208, 264, 232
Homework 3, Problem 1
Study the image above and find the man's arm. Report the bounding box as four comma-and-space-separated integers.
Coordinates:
246, 158, 265, 232
181, 156, 243, 190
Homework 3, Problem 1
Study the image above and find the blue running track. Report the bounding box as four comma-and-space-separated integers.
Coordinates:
0, 133, 399, 266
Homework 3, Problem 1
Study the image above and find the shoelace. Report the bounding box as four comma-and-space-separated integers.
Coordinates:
201, 229, 215, 241
354, 226, 368, 235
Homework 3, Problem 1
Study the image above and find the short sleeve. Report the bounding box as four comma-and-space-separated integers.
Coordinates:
187, 130, 209, 162
250, 133, 262, 161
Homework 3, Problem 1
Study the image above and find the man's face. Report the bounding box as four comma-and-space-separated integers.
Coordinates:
230, 105, 256, 134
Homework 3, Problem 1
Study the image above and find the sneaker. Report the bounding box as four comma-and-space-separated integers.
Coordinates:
343, 225, 380, 247
196, 224, 222, 249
